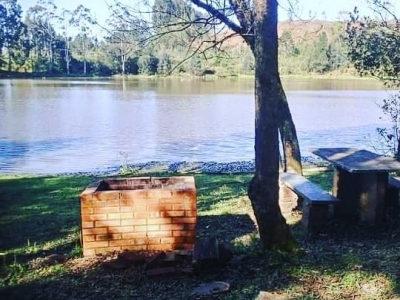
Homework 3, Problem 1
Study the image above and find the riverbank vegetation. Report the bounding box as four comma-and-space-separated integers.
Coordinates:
0, 0, 355, 79
1, 170, 400, 299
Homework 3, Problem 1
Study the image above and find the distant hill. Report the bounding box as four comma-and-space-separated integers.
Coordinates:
278, 20, 346, 41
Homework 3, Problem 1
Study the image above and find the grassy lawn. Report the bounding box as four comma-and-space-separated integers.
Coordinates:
1, 170, 400, 299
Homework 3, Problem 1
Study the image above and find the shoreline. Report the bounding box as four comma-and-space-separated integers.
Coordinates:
0, 156, 330, 177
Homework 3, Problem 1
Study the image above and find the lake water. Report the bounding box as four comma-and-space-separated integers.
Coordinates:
0, 77, 397, 174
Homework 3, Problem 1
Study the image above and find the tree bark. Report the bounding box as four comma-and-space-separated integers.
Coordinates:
244, 28, 302, 176
278, 80, 303, 174
247, 0, 297, 251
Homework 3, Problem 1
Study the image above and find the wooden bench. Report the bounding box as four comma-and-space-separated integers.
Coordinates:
279, 172, 339, 232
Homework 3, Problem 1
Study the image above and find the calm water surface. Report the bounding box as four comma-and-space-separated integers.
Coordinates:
0, 77, 396, 174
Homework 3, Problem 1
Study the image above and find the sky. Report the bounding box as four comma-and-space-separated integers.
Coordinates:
18, 0, 398, 27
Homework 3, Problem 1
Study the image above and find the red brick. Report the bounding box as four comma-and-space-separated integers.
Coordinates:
133, 205, 147, 212
121, 218, 146, 226
107, 212, 133, 220
144, 197, 161, 204
148, 211, 161, 218
134, 225, 148, 232
109, 240, 134, 247
81, 207, 94, 214
123, 245, 148, 251
82, 235, 95, 242
95, 247, 121, 254
81, 221, 94, 228
108, 226, 134, 233
160, 224, 185, 231
122, 232, 147, 239
185, 211, 197, 217
161, 211, 185, 217
147, 231, 172, 238
95, 220, 120, 227
91, 199, 120, 207
120, 206, 133, 212
120, 197, 135, 206
93, 191, 120, 201
172, 204, 194, 210
147, 225, 160, 231
121, 190, 148, 199
96, 233, 121, 241
94, 207, 120, 214
161, 237, 179, 244
132, 238, 149, 245
84, 241, 109, 249
82, 228, 107, 235
134, 212, 150, 219
147, 204, 172, 211
147, 218, 172, 225
82, 214, 107, 221
147, 237, 161, 245
147, 190, 172, 199
172, 217, 196, 224
148, 244, 174, 251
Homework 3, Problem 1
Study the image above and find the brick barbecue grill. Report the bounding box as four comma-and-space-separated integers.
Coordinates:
80, 176, 197, 257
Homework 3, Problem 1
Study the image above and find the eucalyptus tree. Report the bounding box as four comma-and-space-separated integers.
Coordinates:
60, 8, 72, 74
105, 3, 146, 75
111, 0, 301, 251
25, 0, 60, 73
0, 0, 27, 71
69, 5, 95, 75
345, 0, 400, 159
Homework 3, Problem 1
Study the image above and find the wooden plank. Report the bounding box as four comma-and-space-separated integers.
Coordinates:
279, 172, 339, 204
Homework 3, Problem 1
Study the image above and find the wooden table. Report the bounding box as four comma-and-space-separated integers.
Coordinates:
312, 148, 400, 223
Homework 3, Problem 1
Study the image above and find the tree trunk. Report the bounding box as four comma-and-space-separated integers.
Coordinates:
248, 0, 297, 251
245, 31, 302, 176
278, 80, 303, 174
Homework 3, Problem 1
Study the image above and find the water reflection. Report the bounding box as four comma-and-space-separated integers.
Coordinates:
0, 77, 395, 174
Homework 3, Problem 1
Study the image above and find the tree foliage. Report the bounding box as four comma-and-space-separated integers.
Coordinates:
0, 0, 26, 70
345, 0, 400, 159
1, 0, 352, 77
346, 6, 400, 85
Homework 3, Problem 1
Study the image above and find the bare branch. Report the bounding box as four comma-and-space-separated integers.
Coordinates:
189, 0, 245, 34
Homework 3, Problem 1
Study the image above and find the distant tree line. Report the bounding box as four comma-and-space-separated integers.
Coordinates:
0, 0, 351, 77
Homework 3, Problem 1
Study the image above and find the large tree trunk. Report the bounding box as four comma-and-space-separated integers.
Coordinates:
248, 0, 297, 251
245, 33, 302, 176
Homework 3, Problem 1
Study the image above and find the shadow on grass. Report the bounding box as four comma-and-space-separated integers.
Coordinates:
1, 172, 400, 299
0, 175, 93, 256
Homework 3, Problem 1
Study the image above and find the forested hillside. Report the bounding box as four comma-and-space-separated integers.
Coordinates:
0, 0, 351, 78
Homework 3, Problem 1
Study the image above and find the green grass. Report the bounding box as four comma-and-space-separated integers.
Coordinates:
1, 170, 400, 299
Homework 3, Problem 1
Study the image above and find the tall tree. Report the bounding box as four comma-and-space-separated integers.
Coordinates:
114, 0, 301, 250
248, 0, 298, 250
105, 3, 144, 75
25, 0, 60, 73
70, 5, 95, 75
0, 0, 26, 71
187, 0, 300, 249
60, 8, 72, 74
